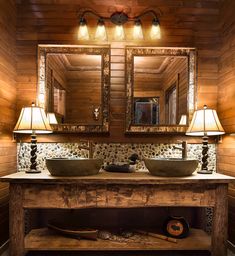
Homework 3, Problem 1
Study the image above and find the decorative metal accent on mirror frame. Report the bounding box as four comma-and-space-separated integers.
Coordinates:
125, 46, 197, 133
37, 44, 110, 133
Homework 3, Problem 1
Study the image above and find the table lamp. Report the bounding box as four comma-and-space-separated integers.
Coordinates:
186, 105, 225, 174
179, 114, 187, 125
14, 103, 52, 173
47, 112, 58, 125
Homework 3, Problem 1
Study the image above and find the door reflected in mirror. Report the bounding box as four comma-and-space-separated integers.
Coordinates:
134, 97, 160, 125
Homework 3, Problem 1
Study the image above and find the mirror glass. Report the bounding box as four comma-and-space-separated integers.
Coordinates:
37, 45, 110, 133
126, 47, 197, 133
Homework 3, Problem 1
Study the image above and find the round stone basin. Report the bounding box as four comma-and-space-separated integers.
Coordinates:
144, 158, 199, 177
46, 158, 103, 177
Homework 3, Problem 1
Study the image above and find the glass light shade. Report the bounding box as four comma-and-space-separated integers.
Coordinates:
179, 115, 187, 125
14, 104, 52, 134
150, 19, 161, 39
114, 24, 125, 40
47, 113, 58, 125
78, 18, 89, 40
95, 20, 107, 41
186, 106, 225, 136
133, 20, 144, 40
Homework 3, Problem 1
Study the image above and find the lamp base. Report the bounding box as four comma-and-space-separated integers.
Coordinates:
197, 169, 213, 174
25, 169, 41, 174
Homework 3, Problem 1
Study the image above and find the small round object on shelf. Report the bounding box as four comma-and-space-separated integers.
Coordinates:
163, 216, 189, 238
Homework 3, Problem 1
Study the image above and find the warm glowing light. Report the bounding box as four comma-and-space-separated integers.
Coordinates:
14, 103, 52, 134
186, 105, 225, 136
114, 24, 125, 40
78, 18, 89, 40
47, 113, 58, 125
95, 19, 107, 41
150, 18, 161, 39
133, 20, 144, 40
179, 115, 187, 125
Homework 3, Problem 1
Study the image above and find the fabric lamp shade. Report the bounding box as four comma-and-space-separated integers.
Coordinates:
179, 115, 187, 125
47, 112, 58, 125
14, 104, 52, 134
186, 106, 225, 136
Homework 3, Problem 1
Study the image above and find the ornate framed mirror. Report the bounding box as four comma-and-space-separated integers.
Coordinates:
37, 44, 110, 133
125, 46, 197, 133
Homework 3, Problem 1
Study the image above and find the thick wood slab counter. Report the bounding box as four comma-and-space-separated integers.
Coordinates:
1, 171, 234, 256
1, 170, 234, 184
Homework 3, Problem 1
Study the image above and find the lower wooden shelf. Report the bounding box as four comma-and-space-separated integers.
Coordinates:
25, 228, 211, 251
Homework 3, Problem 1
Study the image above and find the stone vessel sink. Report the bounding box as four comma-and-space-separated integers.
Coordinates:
46, 158, 102, 176
144, 158, 199, 177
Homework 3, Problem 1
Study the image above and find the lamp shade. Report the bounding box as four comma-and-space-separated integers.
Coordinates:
186, 105, 225, 136
179, 114, 187, 125
14, 104, 52, 134
47, 112, 58, 125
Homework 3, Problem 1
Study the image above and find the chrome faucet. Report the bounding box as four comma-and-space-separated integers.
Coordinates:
78, 140, 93, 158
173, 141, 188, 159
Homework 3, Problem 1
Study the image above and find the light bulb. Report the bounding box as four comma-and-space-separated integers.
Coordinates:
78, 17, 89, 40
150, 18, 161, 40
95, 19, 107, 41
114, 24, 125, 40
133, 20, 144, 40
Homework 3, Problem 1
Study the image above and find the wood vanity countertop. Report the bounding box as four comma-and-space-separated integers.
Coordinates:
1, 170, 234, 184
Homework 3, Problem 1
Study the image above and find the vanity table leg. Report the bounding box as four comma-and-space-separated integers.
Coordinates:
211, 184, 228, 256
9, 184, 25, 256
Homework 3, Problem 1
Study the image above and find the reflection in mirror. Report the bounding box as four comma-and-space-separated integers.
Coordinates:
134, 97, 160, 125
46, 54, 102, 124
126, 47, 197, 133
134, 55, 188, 125
37, 45, 110, 133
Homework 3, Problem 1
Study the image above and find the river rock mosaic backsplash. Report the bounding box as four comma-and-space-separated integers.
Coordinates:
17, 142, 216, 172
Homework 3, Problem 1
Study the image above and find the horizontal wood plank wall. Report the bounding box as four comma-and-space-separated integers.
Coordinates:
217, 0, 235, 245
16, 0, 220, 143
162, 58, 188, 123
0, 0, 17, 246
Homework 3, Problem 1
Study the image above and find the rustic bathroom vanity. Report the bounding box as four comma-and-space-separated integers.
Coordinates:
1, 171, 234, 256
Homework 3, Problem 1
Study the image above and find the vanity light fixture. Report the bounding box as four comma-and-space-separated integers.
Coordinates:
133, 19, 144, 40
186, 105, 225, 174
77, 9, 161, 41
14, 103, 52, 173
95, 19, 107, 41
77, 17, 89, 40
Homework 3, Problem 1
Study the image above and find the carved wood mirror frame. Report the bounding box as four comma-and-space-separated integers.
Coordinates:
37, 44, 110, 133
125, 46, 197, 133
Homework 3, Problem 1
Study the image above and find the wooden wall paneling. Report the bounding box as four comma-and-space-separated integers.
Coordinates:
217, 0, 235, 246
16, 0, 220, 142
0, 0, 17, 247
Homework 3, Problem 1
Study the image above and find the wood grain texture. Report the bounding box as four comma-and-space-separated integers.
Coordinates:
1, 170, 234, 184
211, 184, 228, 256
16, 0, 220, 142
5, 174, 231, 255
24, 227, 211, 251
217, 0, 235, 245
0, 0, 17, 247
22, 183, 217, 209
9, 184, 25, 256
